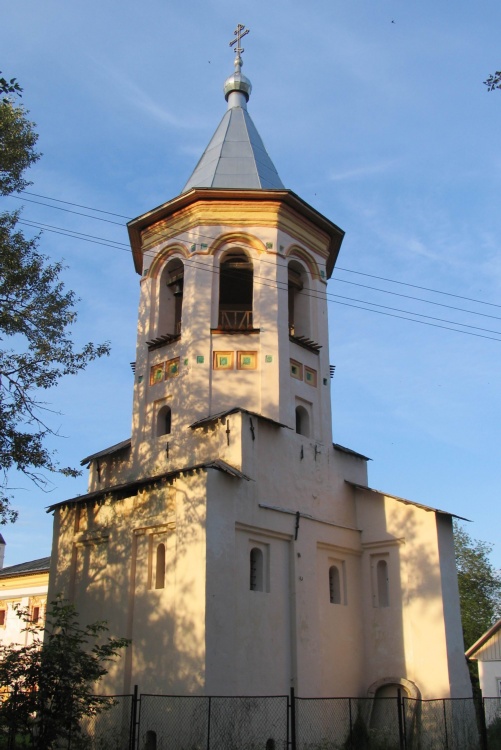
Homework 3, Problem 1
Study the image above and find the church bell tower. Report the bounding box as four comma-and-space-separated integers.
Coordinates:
126, 27, 344, 482
48, 26, 470, 706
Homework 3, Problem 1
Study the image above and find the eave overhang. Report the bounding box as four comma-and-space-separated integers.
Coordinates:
346, 481, 470, 521
190, 407, 290, 430
333, 443, 371, 462
80, 438, 132, 467
46, 459, 251, 513
0, 557, 51, 579
127, 188, 344, 279
465, 617, 501, 659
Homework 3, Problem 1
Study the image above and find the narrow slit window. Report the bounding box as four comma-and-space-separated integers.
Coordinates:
329, 566, 341, 604
157, 405, 172, 436
250, 547, 264, 591
155, 543, 166, 589
377, 559, 389, 608
0, 610, 5, 626
32, 606, 40, 623
295, 405, 310, 437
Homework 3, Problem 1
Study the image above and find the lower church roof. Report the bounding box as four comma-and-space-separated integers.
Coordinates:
347, 481, 469, 521
47, 459, 251, 513
0, 557, 50, 578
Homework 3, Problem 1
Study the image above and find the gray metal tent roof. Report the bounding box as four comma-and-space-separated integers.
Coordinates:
182, 65, 284, 192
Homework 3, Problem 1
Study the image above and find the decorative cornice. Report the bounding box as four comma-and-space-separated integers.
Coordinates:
127, 189, 344, 278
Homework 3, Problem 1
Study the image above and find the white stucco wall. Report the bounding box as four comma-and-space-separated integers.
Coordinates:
48, 192, 470, 702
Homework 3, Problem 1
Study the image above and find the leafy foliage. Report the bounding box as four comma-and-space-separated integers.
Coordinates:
454, 521, 501, 649
0, 78, 110, 520
0, 597, 129, 749
0, 211, 110, 519
0, 72, 22, 104
454, 521, 501, 695
0, 99, 38, 195
484, 71, 501, 91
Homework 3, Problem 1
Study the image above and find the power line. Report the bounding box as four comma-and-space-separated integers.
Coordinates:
18, 221, 129, 250
21, 191, 131, 219
331, 277, 501, 322
12, 188, 498, 312
334, 266, 501, 311
16, 219, 501, 342
19, 216, 501, 330
329, 299, 501, 343
7, 194, 126, 226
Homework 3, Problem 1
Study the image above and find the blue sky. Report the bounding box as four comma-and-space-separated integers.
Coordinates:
2, 0, 501, 568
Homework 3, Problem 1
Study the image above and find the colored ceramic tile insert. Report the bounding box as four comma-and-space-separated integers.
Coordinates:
237, 351, 257, 370
214, 351, 234, 370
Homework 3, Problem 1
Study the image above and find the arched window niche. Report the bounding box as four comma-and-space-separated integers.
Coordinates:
250, 547, 264, 591
155, 544, 166, 589
158, 258, 184, 337
218, 250, 253, 331
368, 678, 420, 737
295, 405, 310, 437
288, 259, 311, 338
329, 565, 341, 604
156, 405, 172, 436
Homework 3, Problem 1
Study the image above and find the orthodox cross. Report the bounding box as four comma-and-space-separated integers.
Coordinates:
229, 23, 250, 63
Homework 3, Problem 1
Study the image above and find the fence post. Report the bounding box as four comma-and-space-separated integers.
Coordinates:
129, 685, 139, 750
397, 689, 405, 750
286, 695, 290, 750
348, 697, 353, 748
7, 686, 17, 750
290, 688, 296, 750
442, 699, 449, 750
67, 695, 72, 750
206, 695, 212, 750
477, 697, 488, 750
402, 696, 408, 750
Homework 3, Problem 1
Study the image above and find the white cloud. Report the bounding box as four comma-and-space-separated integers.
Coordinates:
327, 160, 397, 182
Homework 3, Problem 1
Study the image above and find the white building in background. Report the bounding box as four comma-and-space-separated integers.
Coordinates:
0, 536, 49, 646
47, 35, 472, 701
466, 619, 501, 699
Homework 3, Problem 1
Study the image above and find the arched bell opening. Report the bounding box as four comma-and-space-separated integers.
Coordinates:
218, 250, 253, 331
158, 258, 184, 337
288, 259, 311, 338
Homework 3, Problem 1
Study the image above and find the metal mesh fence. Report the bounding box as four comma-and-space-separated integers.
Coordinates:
0, 693, 132, 750
1, 690, 499, 749
484, 698, 501, 750
295, 696, 402, 750
79, 695, 133, 750
137, 695, 209, 750
405, 697, 481, 750
294, 695, 491, 750
138, 694, 288, 750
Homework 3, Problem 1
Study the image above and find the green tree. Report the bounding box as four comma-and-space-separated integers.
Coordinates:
0, 597, 129, 749
0, 75, 110, 522
484, 71, 501, 91
0, 71, 22, 103
454, 521, 501, 649
454, 521, 501, 693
